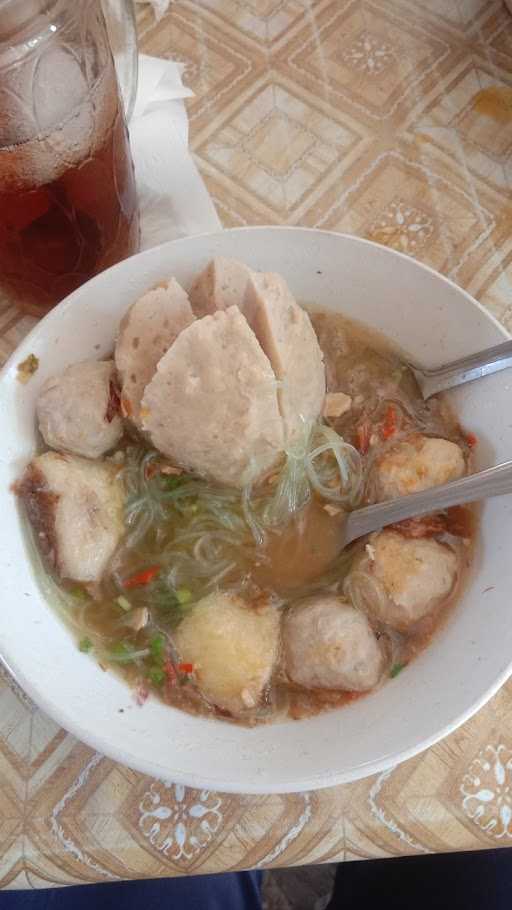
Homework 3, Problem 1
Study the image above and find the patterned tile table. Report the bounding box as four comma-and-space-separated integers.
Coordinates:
2, 0, 512, 889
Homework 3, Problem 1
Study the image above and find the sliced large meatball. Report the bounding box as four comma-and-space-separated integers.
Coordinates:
115, 278, 194, 423
242, 271, 325, 446
173, 592, 280, 715
374, 434, 465, 501
283, 596, 385, 692
188, 256, 253, 317
17, 452, 124, 583
352, 530, 459, 631
141, 306, 284, 487
36, 360, 122, 459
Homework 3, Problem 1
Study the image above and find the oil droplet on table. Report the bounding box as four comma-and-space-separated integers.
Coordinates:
472, 86, 512, 123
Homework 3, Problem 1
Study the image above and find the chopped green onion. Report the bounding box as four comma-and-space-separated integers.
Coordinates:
79, 637, 92, 653
71, 587, 89, 602
109, 642, 151, 663
116, 595, 131, 611
176, 587, 192, 605
161, 475, 183, 491
156, 595, 180, 612
111, 641, 130, 656
148, 666, 165, 687
150, 634, 166, 662
390, 662, 406, 678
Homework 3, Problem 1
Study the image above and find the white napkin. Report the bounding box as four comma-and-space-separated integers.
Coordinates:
129, 54, 221, 250
135, 0, 171, 20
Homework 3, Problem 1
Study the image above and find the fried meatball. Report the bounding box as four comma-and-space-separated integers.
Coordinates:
351, 530, 459, 631
374, 434, 465, 501
173, 592, 280, 716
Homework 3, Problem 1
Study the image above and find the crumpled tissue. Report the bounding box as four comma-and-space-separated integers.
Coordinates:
130, 54, 221, 250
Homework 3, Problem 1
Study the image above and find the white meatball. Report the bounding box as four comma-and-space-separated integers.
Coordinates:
243, 271, 325, 446
374, 434, 465, 501
283, 596, 385, 692
188, 256, 253, 317
142, 307, 284, 487
173, 592, 280, 716
355, 530, 459, 631
36, 360, 122, 459
17, 452, 124, 583
115, 278, 195, 424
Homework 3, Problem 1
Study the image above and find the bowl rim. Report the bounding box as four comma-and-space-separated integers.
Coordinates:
1, 225, 510, 794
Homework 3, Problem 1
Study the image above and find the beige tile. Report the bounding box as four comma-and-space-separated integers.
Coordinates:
283, 0, 460, 127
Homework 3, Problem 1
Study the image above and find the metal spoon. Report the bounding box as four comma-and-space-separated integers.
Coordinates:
409, 339, 512, 400
340, 460, 512, 549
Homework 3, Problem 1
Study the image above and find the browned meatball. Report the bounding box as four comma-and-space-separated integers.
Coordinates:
347, 530, 459, 631
17, 452, 123, 583
173, 592, 280, 715
374, 435, 465, 501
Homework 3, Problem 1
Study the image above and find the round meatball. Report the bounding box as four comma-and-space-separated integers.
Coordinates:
37, 360, 122, 459
283, 596, 385, 692
374, 434, 465, 501
173, 592, 280, 716
355, 530, 459, 631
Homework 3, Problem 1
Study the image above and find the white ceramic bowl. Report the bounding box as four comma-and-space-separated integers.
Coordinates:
1, 227, 512, 794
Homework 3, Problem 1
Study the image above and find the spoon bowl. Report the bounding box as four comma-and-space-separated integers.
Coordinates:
343, 460, 512, 549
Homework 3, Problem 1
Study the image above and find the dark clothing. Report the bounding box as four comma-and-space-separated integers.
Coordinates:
2, 850, 512, 909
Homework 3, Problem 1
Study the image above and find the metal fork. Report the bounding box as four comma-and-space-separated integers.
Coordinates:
340, 460, 512, 549
409, 339, 512, 400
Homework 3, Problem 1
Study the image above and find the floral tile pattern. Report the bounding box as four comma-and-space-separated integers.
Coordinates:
2, 0, 512, 889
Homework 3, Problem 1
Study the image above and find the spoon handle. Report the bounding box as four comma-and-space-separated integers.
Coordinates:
412, 339, 512, 399
345, 460, 512, 544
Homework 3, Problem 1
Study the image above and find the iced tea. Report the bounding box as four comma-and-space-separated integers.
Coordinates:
0, 105, 139, 315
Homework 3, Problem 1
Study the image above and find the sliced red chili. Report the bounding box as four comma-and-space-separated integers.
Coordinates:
144, 462, 160, 481
178, 662, 194, 674
121, 395, 133, 418
122, 566, 160, 589
163, 659, 177, 688
380, 404, 397, 440
356, 421, 371, 455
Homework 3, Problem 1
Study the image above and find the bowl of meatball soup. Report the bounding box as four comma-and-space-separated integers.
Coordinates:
1, 227, 511, 794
